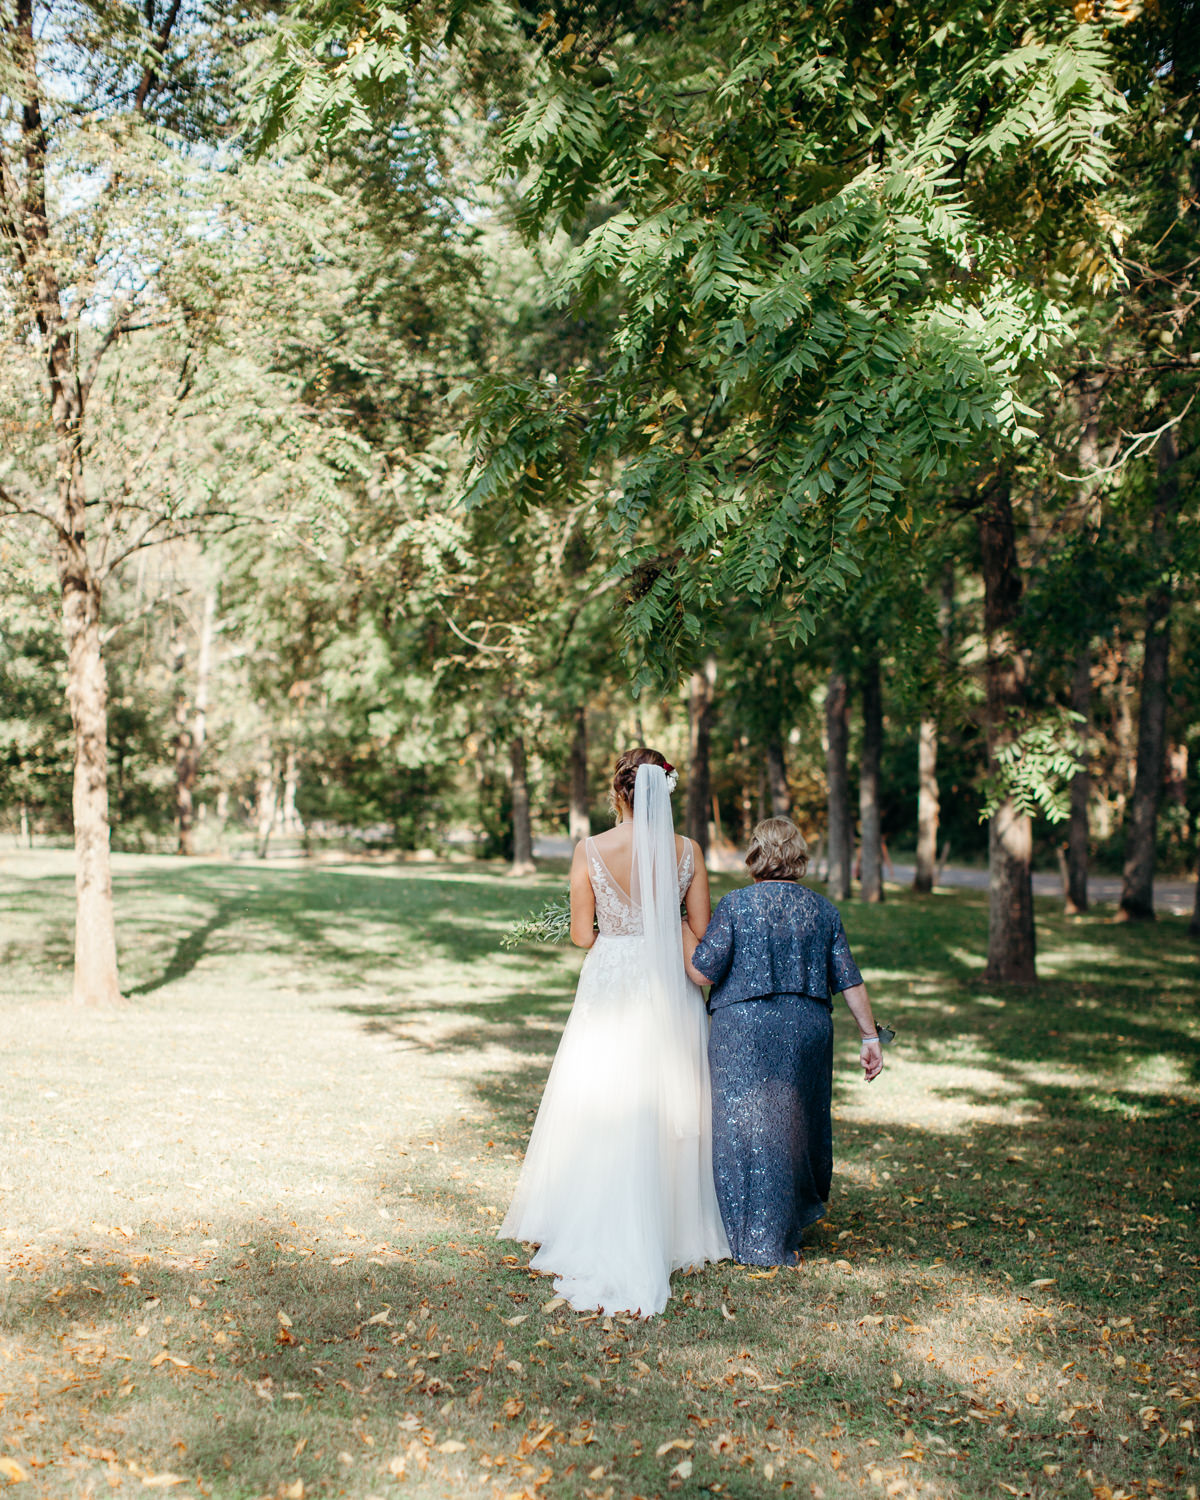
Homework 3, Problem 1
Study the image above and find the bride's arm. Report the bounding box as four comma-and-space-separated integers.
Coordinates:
680, 923, 713, 987
683, 844, 711, 938
569, 842, 597, 948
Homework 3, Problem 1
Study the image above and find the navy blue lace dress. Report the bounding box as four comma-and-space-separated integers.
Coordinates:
691, 882, 863, 1265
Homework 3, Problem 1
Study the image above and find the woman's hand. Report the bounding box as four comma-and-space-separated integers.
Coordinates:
860, 1037, 884, 1081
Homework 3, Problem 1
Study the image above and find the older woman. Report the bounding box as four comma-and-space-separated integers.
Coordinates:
682, 818, 883, 1266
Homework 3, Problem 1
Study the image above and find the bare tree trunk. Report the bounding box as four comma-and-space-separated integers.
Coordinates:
859, 655, 884, 903
568, 705, 589, 844
914, 719, 939, 893
1065, 645, 1091, 915
766, 737, 792, 817
255, 733, 277, 860
509, 733, 536, 875
1063, 371, 1105, 916
979, 477, 1036, 984
8, 0, 121, 1003
61, 557, 122, 1004
914, 561, 953, 894
825, 669, 851, 901
1120, 430, 1181, 922
1190, 841, 1200, 940
173, 590, 215, 855
280, 745, 302, 834
686, 657, 716, 856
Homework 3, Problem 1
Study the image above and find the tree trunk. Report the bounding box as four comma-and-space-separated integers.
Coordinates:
979, 476, 1036, 984
255, 733, 277, 859
14, 0, 121, 1003
858, 655, 884, 903
825, 669, 851, 901
686, 657, 716, 856
568, 705, 589, 844
914, 561, 952, 894
509, 733, 536, 875
173, 591, 216, 856
1065, 645, 1091, 915
766, 737, 792, 817
1190, 840, 1200, 940
281, 745, 302, 834
192, 590, 215, 833
913, 719, 939, 893
60, 555, 122, 1005
1120, 429, 1181, 921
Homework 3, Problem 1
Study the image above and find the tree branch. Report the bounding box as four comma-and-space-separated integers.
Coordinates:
1056, 397, 1195, 484
134, 0, 184, 112
0, 480, 65, 537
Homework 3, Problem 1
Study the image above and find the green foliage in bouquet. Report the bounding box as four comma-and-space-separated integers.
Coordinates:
501, 895, 572, 950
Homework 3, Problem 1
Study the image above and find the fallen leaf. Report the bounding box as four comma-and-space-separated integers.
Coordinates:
721, 1303, 735, 1321
503, 1398, 525, 1419
149, 1352, 189, 1370
140, 1476, 186, 1489
329, 1254, 354, 1267
277, 1310, 293, 1327
0, 1459, 29, 1484
948, 1220, 969, 1230
364, 1309, 391, 1326
436, 1440, 466, 1454
673, 1459, 693, 1480
1026, 1391, 1040, 1404
656, 1439, 694, 1457
764, 1463, 775, 1480
387, 1456, 406, 1477
891, 1371, 903, 1389
280, 1483, 304, 1500
543, 1297, 566, 1314
187, 1295, 203, 1309
748, 1267, 778, 1280
1029, 1278, 1056, 1289
501, 1314, 527, 1327
588, 1467, 605, 1480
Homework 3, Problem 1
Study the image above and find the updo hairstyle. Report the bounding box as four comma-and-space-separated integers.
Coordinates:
610, 746, 670, 815
745, 817, 809, 882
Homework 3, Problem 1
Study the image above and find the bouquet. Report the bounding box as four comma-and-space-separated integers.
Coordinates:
501, 895, 572, 950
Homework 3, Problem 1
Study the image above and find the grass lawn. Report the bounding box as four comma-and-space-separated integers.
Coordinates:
0, 848, 1197, 1500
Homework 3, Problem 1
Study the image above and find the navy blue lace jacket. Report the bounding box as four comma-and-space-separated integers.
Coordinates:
691, 882, 863, 1011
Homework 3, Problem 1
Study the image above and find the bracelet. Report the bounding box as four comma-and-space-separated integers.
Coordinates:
860, 1034, 878, 1044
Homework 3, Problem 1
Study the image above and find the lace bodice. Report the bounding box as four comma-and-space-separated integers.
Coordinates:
586, 836, 694, 937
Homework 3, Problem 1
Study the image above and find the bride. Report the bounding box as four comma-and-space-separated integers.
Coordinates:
500, 747, 729, 1315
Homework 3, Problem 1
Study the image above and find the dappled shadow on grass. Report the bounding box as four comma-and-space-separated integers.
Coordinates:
5, 1142, 1196, 1500
99, 859, 565, 997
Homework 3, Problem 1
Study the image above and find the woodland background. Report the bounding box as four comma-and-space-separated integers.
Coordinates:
1, 0, 1198, 1005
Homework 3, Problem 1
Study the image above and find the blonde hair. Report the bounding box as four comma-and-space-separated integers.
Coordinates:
745, 817, 809, 882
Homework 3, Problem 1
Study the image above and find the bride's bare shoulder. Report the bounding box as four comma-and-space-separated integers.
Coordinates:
589, 826, 629, 850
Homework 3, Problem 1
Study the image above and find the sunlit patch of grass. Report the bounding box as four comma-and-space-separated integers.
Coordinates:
0, 850, 1197, 1499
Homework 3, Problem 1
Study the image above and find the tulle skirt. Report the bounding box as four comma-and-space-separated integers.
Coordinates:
500, 934, 730, 1316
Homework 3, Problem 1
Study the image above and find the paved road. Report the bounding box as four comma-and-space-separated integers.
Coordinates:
532, 836, 1195, 917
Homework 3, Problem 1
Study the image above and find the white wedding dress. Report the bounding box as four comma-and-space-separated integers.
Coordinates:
500, 765, 729, 1316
